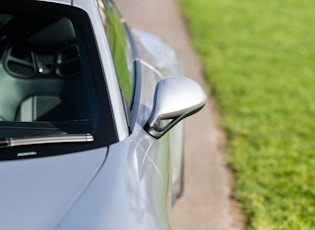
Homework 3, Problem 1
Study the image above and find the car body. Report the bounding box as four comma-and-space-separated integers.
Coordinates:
0, 0, 206, 229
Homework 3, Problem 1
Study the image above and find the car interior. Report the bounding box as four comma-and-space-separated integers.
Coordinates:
0, 13, 93, 124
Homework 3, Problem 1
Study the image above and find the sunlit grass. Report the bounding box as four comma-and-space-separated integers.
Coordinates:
179, 0, 315, 229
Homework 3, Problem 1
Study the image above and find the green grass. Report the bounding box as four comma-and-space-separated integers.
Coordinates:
178, 0, 315, 229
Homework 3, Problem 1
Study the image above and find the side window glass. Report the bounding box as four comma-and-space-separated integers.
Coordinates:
98, 1, 133, 105
0, 11, 100, 136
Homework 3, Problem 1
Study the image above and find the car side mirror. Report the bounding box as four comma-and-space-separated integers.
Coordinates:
144, 76, 206, 138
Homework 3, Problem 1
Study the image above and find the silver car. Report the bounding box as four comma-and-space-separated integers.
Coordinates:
0, 0, 206, 229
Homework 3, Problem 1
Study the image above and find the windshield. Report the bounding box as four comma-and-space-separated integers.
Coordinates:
0, 2, 117, 160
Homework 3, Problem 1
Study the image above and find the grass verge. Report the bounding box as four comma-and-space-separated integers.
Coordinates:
178, 0, 315, 229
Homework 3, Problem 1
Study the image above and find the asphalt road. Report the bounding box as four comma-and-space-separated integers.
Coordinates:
114, 0, 244, 229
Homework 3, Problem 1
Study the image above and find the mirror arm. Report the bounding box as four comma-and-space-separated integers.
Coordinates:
144, 105, 204, 139
144, 116, 181, 139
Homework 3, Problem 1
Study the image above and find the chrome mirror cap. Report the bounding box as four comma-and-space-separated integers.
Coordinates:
145, 76, 206, 138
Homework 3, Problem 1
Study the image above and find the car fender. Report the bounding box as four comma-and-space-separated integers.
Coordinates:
57, 126, 172, 230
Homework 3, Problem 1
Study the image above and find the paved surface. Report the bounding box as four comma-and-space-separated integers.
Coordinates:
115, 0, 244, 229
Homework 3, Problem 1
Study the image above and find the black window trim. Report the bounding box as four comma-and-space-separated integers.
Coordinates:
122, 22, 141, 132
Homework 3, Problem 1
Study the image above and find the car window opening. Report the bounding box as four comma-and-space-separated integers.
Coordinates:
0, 11, 99, 141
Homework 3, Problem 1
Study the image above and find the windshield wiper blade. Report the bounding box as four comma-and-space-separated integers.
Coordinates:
0, 133, 94, 149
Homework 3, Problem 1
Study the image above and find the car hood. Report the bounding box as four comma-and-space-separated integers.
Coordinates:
0, 147, 107, 230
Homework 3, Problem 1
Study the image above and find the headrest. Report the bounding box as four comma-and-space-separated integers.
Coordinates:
8, 16, 76, 48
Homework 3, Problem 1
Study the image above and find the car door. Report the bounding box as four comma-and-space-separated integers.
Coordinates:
99, 0, 186, 205
98, 1, 173, 228
96, 0, 205, 228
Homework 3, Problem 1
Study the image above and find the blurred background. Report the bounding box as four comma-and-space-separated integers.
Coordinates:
116, 0, 315, 229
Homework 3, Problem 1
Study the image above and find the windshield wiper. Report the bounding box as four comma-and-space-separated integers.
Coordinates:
0, 133, 94, 149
